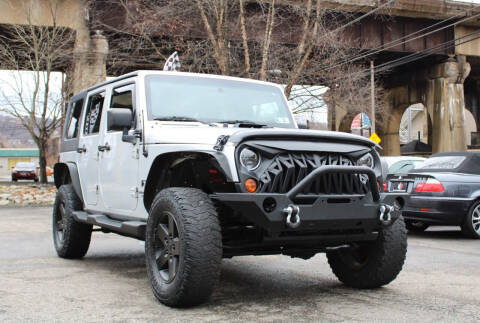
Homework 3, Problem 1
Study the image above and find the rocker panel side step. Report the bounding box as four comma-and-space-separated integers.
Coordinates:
72, 211, 146, 240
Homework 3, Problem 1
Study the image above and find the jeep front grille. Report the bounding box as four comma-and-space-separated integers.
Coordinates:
257, 153, 369, 195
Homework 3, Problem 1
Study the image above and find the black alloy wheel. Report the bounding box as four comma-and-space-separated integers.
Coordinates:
145, 188, 222, 307
52, 185, 92, 258
54, 200, 67, 245
153, 211, 181, 283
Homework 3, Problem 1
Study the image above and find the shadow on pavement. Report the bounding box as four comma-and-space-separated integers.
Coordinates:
79, 252, 147, 280
77, 253, 362, 307
407, 228, 470, 240
74, 250, 400, 309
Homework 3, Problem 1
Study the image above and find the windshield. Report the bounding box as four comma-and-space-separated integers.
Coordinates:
416, 156, 465, 170
145, 75, 295, 128
389, 160, 424, 174
16, 162, 35, 168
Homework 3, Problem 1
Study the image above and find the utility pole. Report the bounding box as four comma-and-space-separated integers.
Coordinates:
370, 60, 375, 134
408, 107, 412, 142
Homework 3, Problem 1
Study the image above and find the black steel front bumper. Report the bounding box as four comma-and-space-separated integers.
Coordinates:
212, 166, 405, 234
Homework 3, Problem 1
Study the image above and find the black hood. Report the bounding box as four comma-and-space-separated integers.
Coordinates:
229, 128, 379, 148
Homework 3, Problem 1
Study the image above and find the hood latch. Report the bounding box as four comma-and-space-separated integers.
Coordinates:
213, 135, 230, 151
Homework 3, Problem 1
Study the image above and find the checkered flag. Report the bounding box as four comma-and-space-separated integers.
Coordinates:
163, 51, 181, 71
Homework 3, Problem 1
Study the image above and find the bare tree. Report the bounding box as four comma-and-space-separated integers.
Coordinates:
89, 0, 387, 128
0, 0, 74, 183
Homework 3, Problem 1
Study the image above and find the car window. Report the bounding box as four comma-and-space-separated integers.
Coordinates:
388, 160, 425, 174
145, 75, 295, 128
16, 162, 34, 168
84, 92, 105, 135
66, 99, 84, 139
389, 161, 412, 174
417, 156, 465, 169
109, 84, 135, 129
110, 85, 133, 110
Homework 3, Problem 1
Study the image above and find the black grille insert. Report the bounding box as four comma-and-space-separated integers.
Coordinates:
257, 153, 369, 195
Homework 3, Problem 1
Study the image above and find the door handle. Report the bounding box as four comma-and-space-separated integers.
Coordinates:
76, 145, 87, 153
98, 143, 111, 152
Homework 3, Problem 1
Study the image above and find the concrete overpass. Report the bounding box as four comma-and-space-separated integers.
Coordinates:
1, 0, 480, 155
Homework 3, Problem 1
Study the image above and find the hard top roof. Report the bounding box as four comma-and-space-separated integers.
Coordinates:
71, 71, 283, 99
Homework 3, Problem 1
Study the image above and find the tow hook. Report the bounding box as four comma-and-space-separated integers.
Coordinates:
379, 204, 394, 225
283, 204, 301, 229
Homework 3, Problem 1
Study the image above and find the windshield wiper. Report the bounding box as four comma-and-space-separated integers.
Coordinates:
153, 116, 217, 126
218, 120, 268, 128
154, 116, 201, 122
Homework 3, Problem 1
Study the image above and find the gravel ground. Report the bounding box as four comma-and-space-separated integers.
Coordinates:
0, 184, 56, 206
1, 207, 479, 322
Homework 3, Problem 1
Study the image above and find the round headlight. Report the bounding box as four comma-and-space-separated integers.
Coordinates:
357, 153, 374, 168
240, 148, 261, 170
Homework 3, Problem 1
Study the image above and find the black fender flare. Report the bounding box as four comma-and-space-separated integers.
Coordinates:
53, 162, 84, 203
143, 151, 234, 211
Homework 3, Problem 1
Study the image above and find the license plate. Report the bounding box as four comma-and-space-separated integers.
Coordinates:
391, 181, 407, 192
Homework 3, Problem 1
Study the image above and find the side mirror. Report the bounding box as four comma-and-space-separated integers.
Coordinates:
108, 108, 133, 131
107, 108, 137, 144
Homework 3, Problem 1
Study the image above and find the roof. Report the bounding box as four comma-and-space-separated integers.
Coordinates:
0, 149, 39, 157
75, 70, 284, 97
416, 151, 480, 175
433, 151, 480, 157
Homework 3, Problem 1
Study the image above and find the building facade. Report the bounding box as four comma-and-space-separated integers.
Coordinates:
0, 149, 39, 177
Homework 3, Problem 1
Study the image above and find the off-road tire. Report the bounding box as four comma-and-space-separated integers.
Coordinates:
145, 188, 222, 307
405, 220, 429, 233
52, 185, 92, 258
327, 216, 407, 289
461, 200, 480, 239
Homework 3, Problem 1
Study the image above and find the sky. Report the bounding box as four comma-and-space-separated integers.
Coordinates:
0, 70, 63, 117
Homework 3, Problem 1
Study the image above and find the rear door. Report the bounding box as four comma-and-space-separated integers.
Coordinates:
98, 82, 139, 213
77, 89, 107, 206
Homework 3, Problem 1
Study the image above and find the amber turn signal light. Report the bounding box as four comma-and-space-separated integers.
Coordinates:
244, 178, 257, 193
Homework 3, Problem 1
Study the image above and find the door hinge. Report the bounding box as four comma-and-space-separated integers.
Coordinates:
130, 187, 141, 198
132, 147, 140, 159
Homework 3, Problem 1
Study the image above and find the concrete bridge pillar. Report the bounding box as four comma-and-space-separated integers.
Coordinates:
71, 27, 109, 94
378, 86, 411, 156
426, 56, 470, 153
379, 56, 470, 156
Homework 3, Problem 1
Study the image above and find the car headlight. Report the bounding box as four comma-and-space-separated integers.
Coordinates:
357, 153, 374, 168
239, 148, 261, 170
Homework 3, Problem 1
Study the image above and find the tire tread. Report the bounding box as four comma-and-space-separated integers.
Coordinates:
53, 185, 92, 259
146, 187, 222, 307
327, 216, 408, 288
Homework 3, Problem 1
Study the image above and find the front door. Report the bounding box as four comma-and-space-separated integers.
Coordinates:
98, 83, 139, 213
77, 90, 107, 206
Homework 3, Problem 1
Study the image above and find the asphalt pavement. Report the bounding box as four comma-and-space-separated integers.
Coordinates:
1, 207, 479, 322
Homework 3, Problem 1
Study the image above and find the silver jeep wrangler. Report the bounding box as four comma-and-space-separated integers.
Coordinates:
53, 71, 407, 307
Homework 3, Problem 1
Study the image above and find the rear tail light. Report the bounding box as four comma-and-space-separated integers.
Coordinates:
414, 178, 444, 192
382, 181, 388, 191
